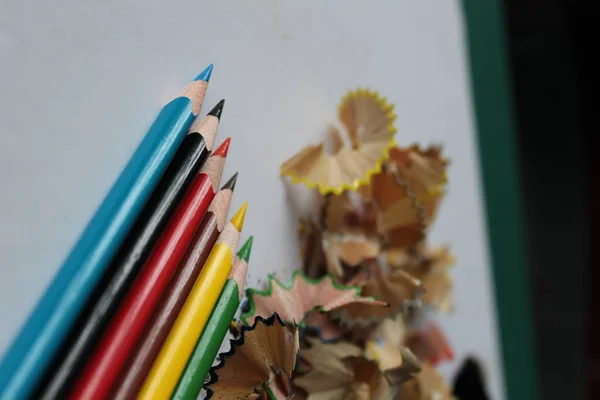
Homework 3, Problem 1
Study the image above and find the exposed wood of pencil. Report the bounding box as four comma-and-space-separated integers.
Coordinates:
188, 98, 224, 153
136, 202, 248, 400
171, 237, 252, 400
68, 139, 231, 400
33, 100, 224, 400
110, 174, 237, 400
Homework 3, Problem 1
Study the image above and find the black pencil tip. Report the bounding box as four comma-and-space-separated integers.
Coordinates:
221, 172, 238, 191
208, 99, 225, 120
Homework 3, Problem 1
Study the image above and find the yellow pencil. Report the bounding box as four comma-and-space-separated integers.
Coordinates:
136, 202, 248, 400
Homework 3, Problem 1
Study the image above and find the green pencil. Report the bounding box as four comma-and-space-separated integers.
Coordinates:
171, 236, 254, 400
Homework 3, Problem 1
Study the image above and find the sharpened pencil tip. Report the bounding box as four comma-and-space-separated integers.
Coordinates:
230, 201, 248, 232
194, 64, 213, 82
237, 236, 254, 262
208, 99, 225, 119
212, 137, 231, 158
221, 172, 238, 191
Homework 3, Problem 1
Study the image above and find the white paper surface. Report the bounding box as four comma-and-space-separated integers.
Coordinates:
0, 1, 503, 398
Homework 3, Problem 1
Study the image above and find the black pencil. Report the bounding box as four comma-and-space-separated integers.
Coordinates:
32, 100, 225, 400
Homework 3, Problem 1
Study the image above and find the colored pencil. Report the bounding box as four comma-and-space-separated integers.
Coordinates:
0, 65, 212, 400
172, 236, 253, 400
32, 100, 224, 400
110, 173, 238, 400
137, 202, 249, 400
68, 138, 230, 400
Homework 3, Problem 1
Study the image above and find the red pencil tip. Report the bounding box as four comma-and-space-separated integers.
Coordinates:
212, 137, 231, 157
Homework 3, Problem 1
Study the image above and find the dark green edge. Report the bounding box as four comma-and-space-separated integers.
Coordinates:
240, 270, 383, 326
461, 1, 538, 399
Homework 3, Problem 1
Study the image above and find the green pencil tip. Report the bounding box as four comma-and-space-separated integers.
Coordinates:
194, 63, 213, 82
237, 236, 254, 262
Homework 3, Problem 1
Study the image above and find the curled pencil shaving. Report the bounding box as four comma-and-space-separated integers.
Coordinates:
273, 89, 455, 400
205, 313, 299, 399
364, 156, 427, 250
386, 145, 448, 206
299, 217, 376, 280
417, 247, 454, 313
318, 192, 378, 235
384, 243, 430, 268
390, 245, 455, 312
294, 338, 420, 400
280, 88, 397, 195
347, 144, 449, 251
241, 271, 387, 327
298, 218, 326, 279
398, 362, 456, 400
406, 322, 454, 366
244, 370, 295, 400
303, 310, 344, 342
333, 263, 424, 328
322, 232, 380, 277
386, 145, 448, 233
264, 372, 296, 400
363, 303, 454, 367
364, 315, 408, 371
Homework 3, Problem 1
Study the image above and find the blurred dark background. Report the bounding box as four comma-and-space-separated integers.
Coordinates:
502, 0, 590, 399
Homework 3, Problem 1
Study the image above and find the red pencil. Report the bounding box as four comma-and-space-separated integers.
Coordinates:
69, 138, 231, 400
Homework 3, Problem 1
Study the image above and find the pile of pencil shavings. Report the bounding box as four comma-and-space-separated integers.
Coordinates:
205, 88, 456, 399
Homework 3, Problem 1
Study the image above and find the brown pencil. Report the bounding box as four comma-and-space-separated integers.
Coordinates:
110, 173, 238, 400
172, 236, 253, 400
137, 202, 247, 399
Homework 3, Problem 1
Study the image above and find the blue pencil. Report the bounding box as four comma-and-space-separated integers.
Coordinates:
0, 64, 213, 400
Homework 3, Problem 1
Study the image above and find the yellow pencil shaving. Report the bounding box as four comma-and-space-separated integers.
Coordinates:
280, 88, 397, 195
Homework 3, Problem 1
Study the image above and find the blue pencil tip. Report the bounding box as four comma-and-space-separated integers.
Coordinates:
194, 64, 213, 82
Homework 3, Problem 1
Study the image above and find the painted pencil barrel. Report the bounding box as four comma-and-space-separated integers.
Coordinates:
33, 132, 210, 400
137, 243, 234, 400
172, 279, 240, 400
110, 205, 224, 399
0, 96, 199, 400
69, 141, 228, 400
110, 174, 233, 400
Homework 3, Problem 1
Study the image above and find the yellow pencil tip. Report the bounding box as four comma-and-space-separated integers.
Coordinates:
230, 201, 248, 232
